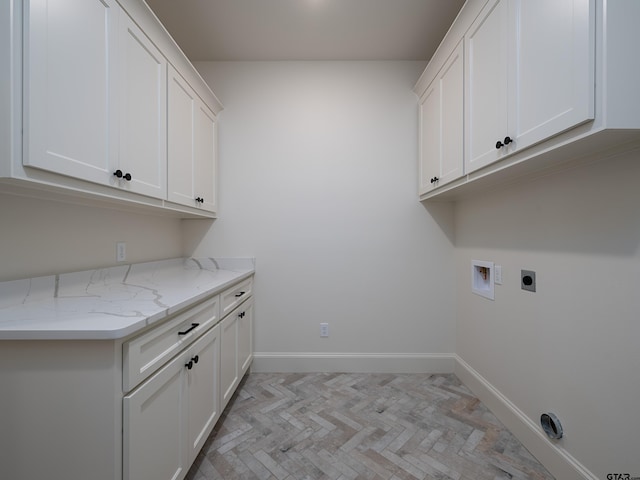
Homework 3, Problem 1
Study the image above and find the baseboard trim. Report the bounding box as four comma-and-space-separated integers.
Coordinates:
454, 355, 598, 480
252, 352, 456, 374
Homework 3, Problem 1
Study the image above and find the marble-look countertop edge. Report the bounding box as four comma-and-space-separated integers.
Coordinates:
0, 259, 254, 341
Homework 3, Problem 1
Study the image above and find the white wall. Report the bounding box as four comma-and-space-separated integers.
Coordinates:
188, 61, 457, 371
0, 194, 184, 281
455, 148, 640, 479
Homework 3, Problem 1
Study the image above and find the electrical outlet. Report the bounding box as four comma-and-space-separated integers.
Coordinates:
521, 270, 536, 292
116, 242, 127, 262
320, 323, 329, 337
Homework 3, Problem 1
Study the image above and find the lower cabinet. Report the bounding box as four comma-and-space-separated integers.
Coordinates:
0, 275, 254, 480
123, 324, 220, 480
123, 279, 253, 480
220, 297, 254, 409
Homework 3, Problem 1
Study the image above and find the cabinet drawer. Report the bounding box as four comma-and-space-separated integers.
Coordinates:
123, 295, 220, 391
220, 277, 253, 317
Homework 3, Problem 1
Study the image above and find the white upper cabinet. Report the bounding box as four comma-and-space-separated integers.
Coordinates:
413, 0, 638, 201
24, 0, 119, 184
418, 41, 464, 194
465, 0, 595, 173
5, 0, 222, 217
167, 66, 218, 213
118, 13, 167, 199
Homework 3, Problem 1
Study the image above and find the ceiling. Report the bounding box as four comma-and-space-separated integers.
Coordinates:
144, 0, 465, 62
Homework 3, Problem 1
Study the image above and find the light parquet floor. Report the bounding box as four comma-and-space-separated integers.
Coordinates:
185, 373, 554, 480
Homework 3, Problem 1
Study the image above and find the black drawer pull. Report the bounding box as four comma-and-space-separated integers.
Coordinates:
234, 291, 246, 298
192, 355, 199, 364
185, 360, 193, 370
178, 323, 199, 335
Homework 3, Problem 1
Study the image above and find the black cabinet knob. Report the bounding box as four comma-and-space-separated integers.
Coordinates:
195, 197, 204, 203
430, 176, 439, 184
185, 360, 193, 370
114, 170, 132, 181
192, 355, 199, 364
497, 136, 513, 149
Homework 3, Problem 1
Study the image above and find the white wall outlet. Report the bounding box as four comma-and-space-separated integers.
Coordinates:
116, 242, 126, 262
320, 323, 329, 337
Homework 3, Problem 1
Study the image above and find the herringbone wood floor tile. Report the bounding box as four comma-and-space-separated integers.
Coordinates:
185, 373, 554, 480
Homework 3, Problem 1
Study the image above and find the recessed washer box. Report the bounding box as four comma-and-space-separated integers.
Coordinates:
471, 260, 494, 300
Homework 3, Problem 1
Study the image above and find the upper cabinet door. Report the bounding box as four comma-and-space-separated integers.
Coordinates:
24, 0, 119, 184
167, 65, 218, 213
418, 41, 464, 194
118, 13, 167, 199
194, 103, 217, 213
418, 80, 441, 195
464, 0, 510, 174
167, 67, 196, 206
438, 42, 464, 187
509, 0, 595, 151
465, 0, 595, 174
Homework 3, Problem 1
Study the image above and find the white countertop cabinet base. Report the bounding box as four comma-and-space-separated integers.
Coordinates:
0, 261, 254, 480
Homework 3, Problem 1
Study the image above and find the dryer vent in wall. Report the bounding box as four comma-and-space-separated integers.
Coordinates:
540, 412, 563, 439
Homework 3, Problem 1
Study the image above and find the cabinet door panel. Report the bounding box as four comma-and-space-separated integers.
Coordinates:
465, 0, 509, 173
439, 42, 464, 185
510, 0, 594, 150
220, 314, 239, 409
194, 103, 217, 213
123, 354, 186, 480
187, 325, 221, 464
24, 0, 118, 184
418, 82, 440, 195
119, 14, 167, 198
238, 299, 254, 376
167, 68, 196, 206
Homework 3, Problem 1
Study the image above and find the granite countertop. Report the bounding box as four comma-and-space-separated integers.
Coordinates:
0, 257, 255, 340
